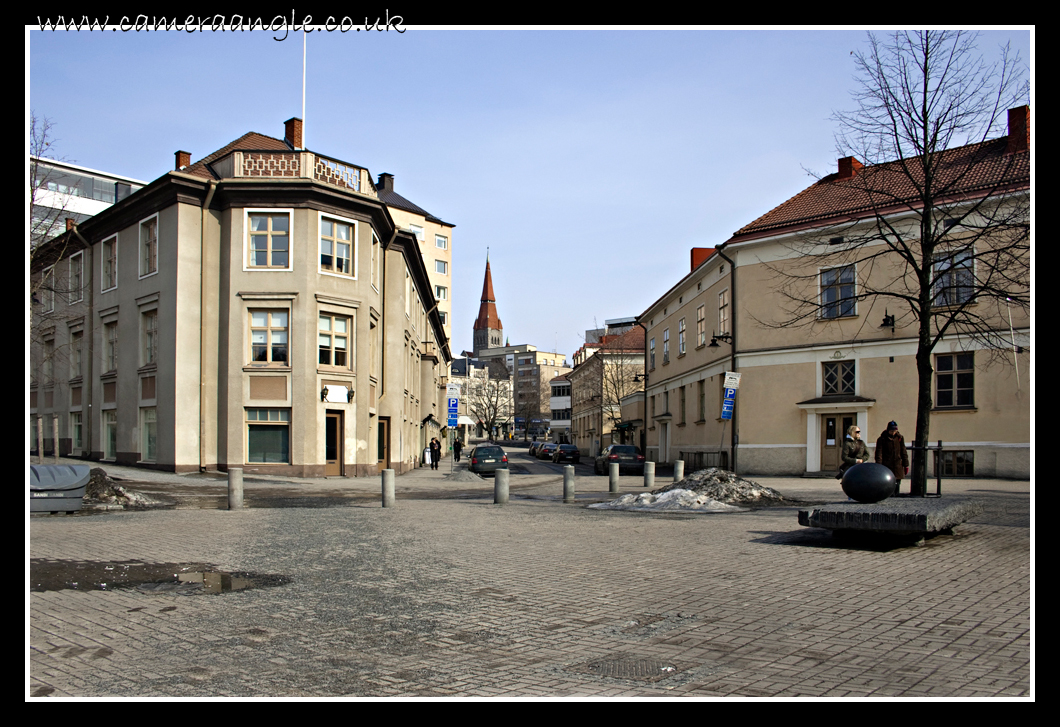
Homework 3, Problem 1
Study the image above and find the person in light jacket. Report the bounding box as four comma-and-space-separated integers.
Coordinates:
875, 420, 909, 494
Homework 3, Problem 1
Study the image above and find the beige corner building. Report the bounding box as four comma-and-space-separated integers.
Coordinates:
30, 118, 452, 477
640, 107, 1030, 478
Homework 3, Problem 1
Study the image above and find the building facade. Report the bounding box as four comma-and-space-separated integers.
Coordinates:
30, 118, 451, 477
569, 326, 645, 457
639, 108, 1030, 478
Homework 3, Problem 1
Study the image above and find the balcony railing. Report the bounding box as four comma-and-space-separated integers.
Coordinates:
211, 150, 377, 198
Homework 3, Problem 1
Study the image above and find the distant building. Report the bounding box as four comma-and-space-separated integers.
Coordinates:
31, 157, 145, 244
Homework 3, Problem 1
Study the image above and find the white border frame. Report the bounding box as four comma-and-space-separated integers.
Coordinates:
138, 212, 160, 280
317, 211, 360, 281
243, 207, 296, 272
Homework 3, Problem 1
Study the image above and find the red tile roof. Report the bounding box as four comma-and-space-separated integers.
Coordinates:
181, 132, 292, 180
728, 136, 1029, 243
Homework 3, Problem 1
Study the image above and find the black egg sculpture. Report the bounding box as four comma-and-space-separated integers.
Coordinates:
841, 463, 896, 503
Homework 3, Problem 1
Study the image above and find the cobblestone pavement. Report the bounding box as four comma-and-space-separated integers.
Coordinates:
28, 450, 1032, 698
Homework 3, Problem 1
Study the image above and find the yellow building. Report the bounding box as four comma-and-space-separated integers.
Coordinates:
640, 108, 1030, 478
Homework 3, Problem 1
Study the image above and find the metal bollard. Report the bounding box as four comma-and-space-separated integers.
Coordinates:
644, 461, 655, 489
673, 459, 684, 482
381, 469, 395, 507
563, 465, 575, 503
609, 462, 620, 493
494, 468, 509, 504
228, 467, 243, 510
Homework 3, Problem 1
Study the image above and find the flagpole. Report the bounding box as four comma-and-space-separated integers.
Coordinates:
302, 30, 307, 148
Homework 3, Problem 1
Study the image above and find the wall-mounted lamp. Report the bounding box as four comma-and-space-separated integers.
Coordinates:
880, 311, 895, 334
708, 332, 733, 348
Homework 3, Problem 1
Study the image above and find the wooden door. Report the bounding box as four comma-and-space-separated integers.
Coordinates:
325, 411, 343, 476
376, 416, 391, 473
821, 413, 856, 471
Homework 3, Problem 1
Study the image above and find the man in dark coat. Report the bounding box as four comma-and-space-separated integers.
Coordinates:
429, 438, 442, 470
875, 421, 909, 494
453, 439, 463, 462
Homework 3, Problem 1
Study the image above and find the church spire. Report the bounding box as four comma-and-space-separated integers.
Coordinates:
473, 254, 504, 357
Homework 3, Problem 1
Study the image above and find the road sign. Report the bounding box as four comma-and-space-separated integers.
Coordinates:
724, 387, 737, 400
721, 384, 736, 421
447, 397, 459, 412
723, 372, 742, 389
446, 383, 460, 398
448, 415, 458, 427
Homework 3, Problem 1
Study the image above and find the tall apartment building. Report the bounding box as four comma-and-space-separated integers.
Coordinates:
30, 118, 451, 476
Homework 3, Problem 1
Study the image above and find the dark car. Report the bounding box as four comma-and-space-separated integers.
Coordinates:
468, 445, 508, 476
536, 442, 558, 460
528, 441, 542, 457
551, 444, 581, 464
594, 444, 646, 475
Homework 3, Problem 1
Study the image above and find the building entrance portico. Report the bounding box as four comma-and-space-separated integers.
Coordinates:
797, 397, 875, 473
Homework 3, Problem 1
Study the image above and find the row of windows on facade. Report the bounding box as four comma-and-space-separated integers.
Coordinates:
35, 309, 365, 387
647, 356, 974, 424
649, 293, 728, 368
44, 170, 138, 205
39, 213, 451, 310
31, 406, 297, 465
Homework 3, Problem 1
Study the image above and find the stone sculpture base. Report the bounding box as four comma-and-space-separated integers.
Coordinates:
798, 496, 984, 543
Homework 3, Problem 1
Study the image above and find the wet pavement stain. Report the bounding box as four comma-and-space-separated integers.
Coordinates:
29, 559, 290, 594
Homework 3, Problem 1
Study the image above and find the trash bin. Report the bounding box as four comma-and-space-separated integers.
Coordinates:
30, 465, 91, 513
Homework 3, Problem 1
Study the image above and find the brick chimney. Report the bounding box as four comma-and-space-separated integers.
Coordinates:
377, 173, 394, 193
175, 150, 191, 170
284, 118, 303, 150
837, 156, 863, 179
690, 247, 716, 272
1006, 105, 1029, 154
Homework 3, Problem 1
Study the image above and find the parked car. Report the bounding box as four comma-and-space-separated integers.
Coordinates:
528, 441, 542, 457
551, 444, 581, 464
594, 444, 646, 475
536, 442, 559, 460
468, 445, 509, 476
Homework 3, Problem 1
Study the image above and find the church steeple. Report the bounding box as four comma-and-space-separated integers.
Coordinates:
473, 255, 504, 357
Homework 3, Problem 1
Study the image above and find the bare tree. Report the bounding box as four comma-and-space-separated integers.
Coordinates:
758, 31, 1029, 495
465, 361, 512, 439
30, 112, 88, 385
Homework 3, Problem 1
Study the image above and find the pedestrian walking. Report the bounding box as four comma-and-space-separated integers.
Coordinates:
453, 439, 463, 462
429, 437, 442, 470
875, 420, 909, 494
837, 424, 868, 479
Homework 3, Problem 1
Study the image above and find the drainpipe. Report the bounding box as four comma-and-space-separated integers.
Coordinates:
716, 247, 737, 473
200, 180, 218, 472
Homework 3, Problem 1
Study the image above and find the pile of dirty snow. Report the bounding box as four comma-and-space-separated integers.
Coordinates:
83, 468, 166, 508
589, 488, 746, 513
443, 470, 486, 483
654, 468, 784, 504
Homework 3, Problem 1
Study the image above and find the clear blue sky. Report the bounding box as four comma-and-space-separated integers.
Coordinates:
28, 27, 1032, 359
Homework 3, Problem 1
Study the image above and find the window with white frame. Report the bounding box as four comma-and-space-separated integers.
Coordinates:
435, 285, 448, 301
678, 318, 686, 355
141, 310, 158, 367
104, 321, 118, 372
140, 407, 157, 462
139, 215, 158, 278
40, 266, 55, 313
936, 353, 974, 408
663, 329, 670, 364
697, 305, 706, 347
246, 408, 290, 463
435, 260, 448, 275
70, 411, 83, 451
435, 234, 448, 250
649, 338, 655, 369
718, 289, 730, 334
249, 310, 289, 365
933, 248, 974, 307
318, 313, 351, 368
102, 236, 117, 291
409, 224, 424, 242
102, 410, 117, 460
439, 311, 448, 326
71, 330, 83, 378
820, 265, 855, 319
319, 216, 355, 276
247, 212, 290, 269
69, 252, 84, 303
371, 231, 380, 289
